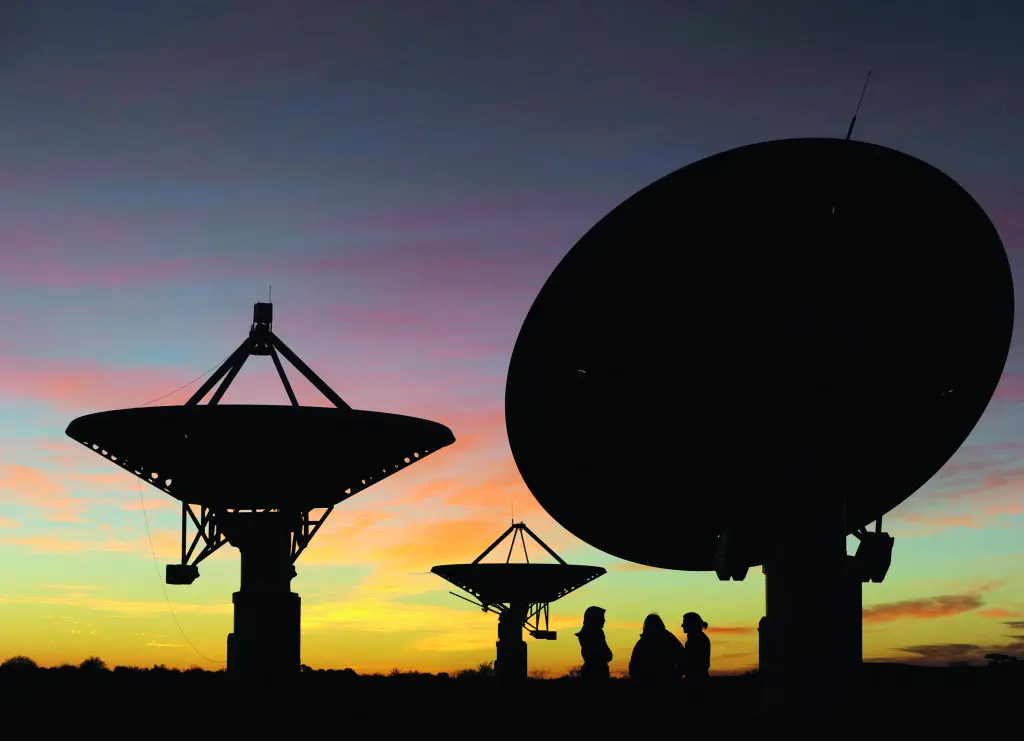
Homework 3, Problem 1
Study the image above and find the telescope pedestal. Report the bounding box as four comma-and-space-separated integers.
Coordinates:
221, 511, 302, 680
495, 603, 528, 684
759, 449, 863, 712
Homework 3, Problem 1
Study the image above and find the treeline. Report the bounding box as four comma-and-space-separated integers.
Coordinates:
0, 656, 568, 680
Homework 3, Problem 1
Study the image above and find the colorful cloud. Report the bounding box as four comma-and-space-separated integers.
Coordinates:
863, 593, 984, 624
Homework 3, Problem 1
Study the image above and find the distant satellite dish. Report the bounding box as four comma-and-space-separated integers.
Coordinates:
433, 522, 605, 683
505, 137, 1014, 571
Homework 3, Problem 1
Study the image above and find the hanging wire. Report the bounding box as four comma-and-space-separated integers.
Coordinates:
136, 477, 226, 665
132, 355, 232, 408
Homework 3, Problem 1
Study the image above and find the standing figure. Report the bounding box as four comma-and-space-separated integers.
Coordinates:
576, 605, 613, 684
682, 611, 711, 692
628, 613, 686, 686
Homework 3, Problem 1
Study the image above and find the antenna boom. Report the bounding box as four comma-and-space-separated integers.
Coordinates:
845, 69, 873, 141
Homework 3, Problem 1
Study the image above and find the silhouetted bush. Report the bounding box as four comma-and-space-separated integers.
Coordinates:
79, 656, 108, 672
0, 656, 39, 675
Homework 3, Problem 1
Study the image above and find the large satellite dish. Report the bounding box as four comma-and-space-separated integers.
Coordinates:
505, 137, 1014, 573
67, 302, 455, 679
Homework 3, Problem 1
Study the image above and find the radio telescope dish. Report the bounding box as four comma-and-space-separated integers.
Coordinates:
433, 522, 605, 683
66, 301, 455, 679
505, 137, 1014, 572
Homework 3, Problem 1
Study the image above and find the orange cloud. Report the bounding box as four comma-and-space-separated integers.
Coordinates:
978, 609, 1024, 619
381, 518, 516, 570
862, 593, 983, 624
3, 536, 139, 555
393, 462, 535, 511
706, 626, 756, 635
0, 463, 127, 522
898, 513, 982, 530
982, 504, 1024, 517
0, 593, 230, 616
0, 515, 21, 528
0, 464, 68, 503
3, 528, 180, 560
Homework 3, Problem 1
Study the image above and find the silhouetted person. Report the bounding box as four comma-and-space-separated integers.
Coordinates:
682, 611, 711, 695
628, 613, 686, 686
576, 605, 613, 684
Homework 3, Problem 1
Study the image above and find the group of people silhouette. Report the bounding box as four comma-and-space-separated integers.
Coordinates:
575, 606, 711, 687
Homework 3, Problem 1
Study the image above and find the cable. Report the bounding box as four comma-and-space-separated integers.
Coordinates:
133, 355, 232, 408
137, 477, 226, 665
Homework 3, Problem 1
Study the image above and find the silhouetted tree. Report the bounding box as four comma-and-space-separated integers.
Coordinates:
79, 656, 108, 672
0, 656, 38, 675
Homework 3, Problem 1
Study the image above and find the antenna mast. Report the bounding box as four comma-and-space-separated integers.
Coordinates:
845, 69, 873, 141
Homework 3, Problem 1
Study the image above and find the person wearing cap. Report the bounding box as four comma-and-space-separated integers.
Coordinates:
576, 605, 613, 683
681, 612, 711, 681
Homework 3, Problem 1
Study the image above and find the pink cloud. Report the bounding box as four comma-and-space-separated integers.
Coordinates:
0, 464, 106, 523
991, 373, 1024, 404
0, 257, 224, 288
934, 442, 1024, 477
897, 513, 983, 530
319, 196, 602, 236
0, 357, 207, 412
0, 349, 504, 434
0, 464, 67, 503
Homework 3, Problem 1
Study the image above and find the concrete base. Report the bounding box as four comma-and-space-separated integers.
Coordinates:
758, 447, 863, 712
495, 604, 528, 684
227, 591, 301, 678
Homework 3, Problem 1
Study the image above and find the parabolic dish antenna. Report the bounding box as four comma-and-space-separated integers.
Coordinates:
433, 521, 605, 683
505, 137, 1014, 572
66, 301, 456, 678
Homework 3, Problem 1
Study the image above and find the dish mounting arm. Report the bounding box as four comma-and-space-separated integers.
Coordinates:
184, 302, 352, 410
166, 504, 335, 586
471, 521, 568, 565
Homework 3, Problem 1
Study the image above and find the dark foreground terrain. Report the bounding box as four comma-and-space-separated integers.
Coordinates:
2, 659, 1021, 727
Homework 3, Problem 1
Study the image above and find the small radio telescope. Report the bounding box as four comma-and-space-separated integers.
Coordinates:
432, 521, 605, 683
504, 138, 1014, 709
65, 301, 455, 679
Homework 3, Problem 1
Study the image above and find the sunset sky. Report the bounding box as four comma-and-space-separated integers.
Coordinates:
1, 1, 1022, 676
